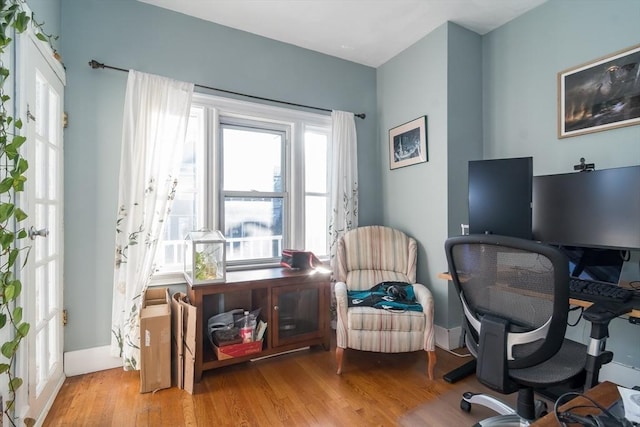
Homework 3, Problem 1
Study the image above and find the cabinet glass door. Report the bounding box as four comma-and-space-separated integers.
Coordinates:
272, 283, 324, 347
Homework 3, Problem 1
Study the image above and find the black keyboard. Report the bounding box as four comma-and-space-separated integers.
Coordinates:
569, 277, 634, 304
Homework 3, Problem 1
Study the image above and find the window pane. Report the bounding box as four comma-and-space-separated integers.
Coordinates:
224, 197, 283, 261
305, 195, 327, 256
304, 132, 327, 193
223, 127, 283, 192
155, 107, 203, 272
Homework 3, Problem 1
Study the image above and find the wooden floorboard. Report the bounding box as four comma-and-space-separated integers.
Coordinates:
43, 336, 529, 427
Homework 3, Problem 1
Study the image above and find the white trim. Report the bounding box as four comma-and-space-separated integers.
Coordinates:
434, 324, 463, 351
22, 375, 65, 427
600, 361, 640, 389
20, 2, 65, 86
192, 92, 331, 127
64, 342, 640, 394
64, 346, 122, 377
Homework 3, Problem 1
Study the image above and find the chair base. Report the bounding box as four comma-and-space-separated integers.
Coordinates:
473, 414, 531, 427
462, 391, 516, 416
461, 391, 547, 426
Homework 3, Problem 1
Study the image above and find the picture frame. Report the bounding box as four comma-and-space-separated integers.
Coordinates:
558, 43, 640, 138
389, 116, 428, 169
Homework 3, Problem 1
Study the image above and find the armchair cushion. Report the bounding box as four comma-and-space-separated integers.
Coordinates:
348, 307, 426, 333
336, 281, 433, 352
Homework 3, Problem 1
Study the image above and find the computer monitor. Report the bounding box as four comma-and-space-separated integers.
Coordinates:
468, 157, 533, 239
532, 165, 640, 251
553, 245, 626, 284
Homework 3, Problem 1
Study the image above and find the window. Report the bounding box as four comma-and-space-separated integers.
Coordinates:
154, 106, 205, 275
153, 94, 332, 282
303, 129, 330, 255
221, 122, 286, 263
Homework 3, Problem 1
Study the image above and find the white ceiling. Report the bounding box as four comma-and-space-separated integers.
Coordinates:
138, 0, 547, 68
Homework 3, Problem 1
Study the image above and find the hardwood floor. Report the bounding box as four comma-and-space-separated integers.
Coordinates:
43, 338, 520, 427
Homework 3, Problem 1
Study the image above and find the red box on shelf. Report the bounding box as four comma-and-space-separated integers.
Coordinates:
213, 340, 263, 360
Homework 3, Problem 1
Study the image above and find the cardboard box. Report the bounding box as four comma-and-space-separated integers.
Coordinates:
171, 292, 196, 394
170, 292, 184, 389
213, 340, 263, 360
140, 288, 171, 393
182, 297, 196, 394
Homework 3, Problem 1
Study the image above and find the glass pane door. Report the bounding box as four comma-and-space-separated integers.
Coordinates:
272, 283, 323, 347
22, 35, 65, 422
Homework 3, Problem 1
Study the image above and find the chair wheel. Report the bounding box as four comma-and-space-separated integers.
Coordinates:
460, 399, 471, 413
535, 400, 548, 418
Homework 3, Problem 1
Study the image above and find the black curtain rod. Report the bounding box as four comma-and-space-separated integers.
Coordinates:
88, 60, 365, 119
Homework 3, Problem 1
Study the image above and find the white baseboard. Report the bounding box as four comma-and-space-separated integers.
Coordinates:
434, 324, 463, 351
28, 374, 66, 427
599, 361, 640, 389
64, 345, 122, 377
66, 340, 640, 390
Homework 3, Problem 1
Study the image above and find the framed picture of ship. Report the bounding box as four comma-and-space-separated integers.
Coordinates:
389, 116, 428, 170
558, 43, 640, 138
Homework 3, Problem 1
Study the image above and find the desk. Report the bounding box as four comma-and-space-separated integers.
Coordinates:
533, 381, 621, 426
438, 272, 640, 319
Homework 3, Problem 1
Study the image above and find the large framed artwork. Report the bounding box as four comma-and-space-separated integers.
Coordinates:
558, 43, 640, 138
389, 116, 428, 170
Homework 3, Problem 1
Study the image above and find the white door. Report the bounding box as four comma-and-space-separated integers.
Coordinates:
19, 33, 65, 422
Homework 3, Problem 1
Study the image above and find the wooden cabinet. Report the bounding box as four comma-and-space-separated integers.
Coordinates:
187, 268, 331, 381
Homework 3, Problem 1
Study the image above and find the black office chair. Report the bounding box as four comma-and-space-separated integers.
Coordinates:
444, 234, 588, 425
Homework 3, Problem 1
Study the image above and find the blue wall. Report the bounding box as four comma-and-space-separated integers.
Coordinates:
59, 0, 378, 351
41, 0, 640, 363
378, 0, 640, 368
484, 0, 640, 375
27, 0, 61, 53
377, 23, 484, 329
483, 0, 640, 172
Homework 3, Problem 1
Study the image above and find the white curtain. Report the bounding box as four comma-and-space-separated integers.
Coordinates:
111, 70, 194, 370
328, 110, 359, 271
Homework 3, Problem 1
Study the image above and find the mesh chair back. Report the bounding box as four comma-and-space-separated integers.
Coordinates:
445, 235, 570, 370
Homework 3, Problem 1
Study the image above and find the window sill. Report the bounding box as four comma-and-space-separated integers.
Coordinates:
149, 262, 285, 287
148, 272, 187, 287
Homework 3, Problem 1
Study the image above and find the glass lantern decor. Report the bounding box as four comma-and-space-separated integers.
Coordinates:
184, 230, 226, 286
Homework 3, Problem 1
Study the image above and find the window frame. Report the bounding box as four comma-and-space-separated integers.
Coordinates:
150, 93, 332, 285
219, 118, 289, 267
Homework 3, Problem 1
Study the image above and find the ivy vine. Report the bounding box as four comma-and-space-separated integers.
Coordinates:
0, 1, 57, 425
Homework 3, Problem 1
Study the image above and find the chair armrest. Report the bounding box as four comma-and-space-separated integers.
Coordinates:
413, 283, 433, 311
335, 281, 347, 298
413, 283, 436, 351
335, 281, 348, 317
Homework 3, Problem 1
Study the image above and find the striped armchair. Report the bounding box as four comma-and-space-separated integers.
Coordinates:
334, 226, 436, 379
